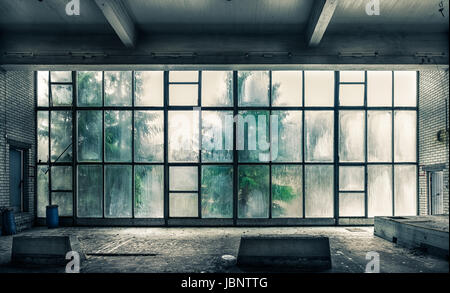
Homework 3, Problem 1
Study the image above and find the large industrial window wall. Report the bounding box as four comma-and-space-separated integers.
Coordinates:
36, 70, 418, 225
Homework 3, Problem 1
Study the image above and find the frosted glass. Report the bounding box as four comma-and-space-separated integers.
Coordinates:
340, 71, 364, 82
135, 111, 164, 162
105, 111, 132, 162
304, 71, 334, 106
169, 84, 198, 106
51, 71, 72, 82
51, 84, 72, 106
237, 110, 270, 162
202, 111, 233, 162
238, 165, 269, 218
271, 71, 302, 106
77, 71, 102, 106
77, 165, 102, 218
135, 165, 164, 218
135, 71, 164, 106
238, 71, 270, 106
394, 71, 417, 107
37, 166, 49, 217
37, 71, 49, 106
305, 111, 333, 162
339, 193, 364, 217
168, 111, 199, 162
51, 111, 72, 162
339, 111, 365, 162
201, 166, 233, 218
272, 111, 302, 162
339, 166, 364, 191
37, 111, 49, 163
169, 166, 198, 191
51, 166, 72, 190
169, 71, 198, 82
77, 111, 102, 162
394, 111, 416, 162
202, 71, 233, 106
367, 71, 392, 107
394, 165, 417, 216
368, 111, 392, 162
339, 84, 364, 106
169, 193, 198, 217
305, 165, 333, 218
272, 165, 302, 218
368, 165, 392, 217
105, 165, 132, 218
52, 192, 72, 217
104, 71, 132, 106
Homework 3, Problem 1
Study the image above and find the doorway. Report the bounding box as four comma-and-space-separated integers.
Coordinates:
428, 171, 444, 215
9, 148, 24, 212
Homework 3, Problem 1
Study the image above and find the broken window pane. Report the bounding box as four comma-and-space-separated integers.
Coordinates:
339, 166, 364, 191
394, 165, 417, 216
135, 71, 164, 106
367, 71, 392, 107
169, 71, 198, 82
135, 111, 164, 162
77, 165, 102, 218
339, 111, 365, 162
104, 111, 132, 162
37, 166, 49, 217
169, 193, 198, 217
135, 165, 164, 218
202, 111, 233, 162
238, 71, 270, 106
37, 71, 49, 107
237, 110, 270, 162
339, 84, 364, 106
394, 111, 416, 162
202, 71, 233, 106
339, 193, 364, 217
272, 111, 302, 162
169, 84, 198, 106
305, 111, 333, 162
305, 165, 333, 218
271, 71, 302, 106
368, 165, 392, 217
169, 166, 198, 191
272, 165, 302, 218
51, 71, 72, 82
51, 166, 72, 191
304, 71, 334, 106
340, 71, 364, 82
394, 71, 417, 107
77, 71, 102, 107
104, 71, 132, 106
37, 111, 49, 163
238, 165, 269, 218
51, 84, 72, 106
168, 111, 199, 162
51, 111, 72, 162
77, 111, 102, 162
52, 192, 72, 217
105, 165, 132, 218
368, 111, 392, 162
201, 165, 233, 218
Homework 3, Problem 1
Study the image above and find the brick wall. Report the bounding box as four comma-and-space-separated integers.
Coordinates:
418, 70, 449, 215
0, 70, 36, 232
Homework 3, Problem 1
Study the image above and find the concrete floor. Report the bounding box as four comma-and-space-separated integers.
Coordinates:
0, 226, 448, 273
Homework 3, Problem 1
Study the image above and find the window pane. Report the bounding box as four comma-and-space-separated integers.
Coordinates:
272, 165, 302, 218
105, 165, 132, 218
367, 71, 392, 107
237, 110, 270, 162
238, 165, 269, 218
169, 193, 198, 217
368, 165, 392, 217
135, 165, 164, 218
135, 71, 164, 106
77, 165, 102, 218
202, 71, 233, 106
51, 71, 71, 82
37, 166, 48, 217
394, 111, 416, 162
104, 71, 132, 106
169, 71, 198, 82
339, 166, 364, 191
339, 84, 364, 106
52, 192, 72, 216
339, 111, 365, 162
37, 71, 49, 107
51, 166, 72, 190
77, 111, 102, 162
305, 111, 333, 162
202, 111, 233, 162
37, 111, 49, 163
339, 193, 364, 217
272, 111, 302, 162
340, 71, 364, 82
135, 111, 164, 162
394, 71, 416, 107
394, 165, 417, 216
368, 111, 392, 162
201, 166, 233, 218
51, 84, 72, 106
51, 111, 72, 162
305, 165, 333, 218
77, 71, 102, 106
105, 111, 132, 162
271, 71, 302, 106
168, 111, 199, 162
238, 71, 269, 106
169, 166, 198, 191
169, 84, 198, 106
304, 71, 334, 106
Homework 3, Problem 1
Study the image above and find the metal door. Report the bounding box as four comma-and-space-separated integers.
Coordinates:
9, 148, 23, 212
430, 171, 444, 215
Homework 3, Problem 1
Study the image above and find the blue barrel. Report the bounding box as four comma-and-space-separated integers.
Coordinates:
46, 205, 59, 229
1, 209, 17, 235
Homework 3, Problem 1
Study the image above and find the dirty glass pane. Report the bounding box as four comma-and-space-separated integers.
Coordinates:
51, 166, 72, 190
304, 71, 334, 106
135, 111, 164, 162
367, 71, 392, 107
271, 71, 302, 106
238, 165, 269, 218
104, 71, 132, 106
169, 166, 198, 191
368, 111, 392, 162
169, 71, 198, 82
202, 111, 233, 162
105, 165, 132, 218
339, 193, 364, 217
339, 111, 365, 162
51, 192, 72, 217
77, 111, 102, 162
339, 166, 364, 191
37, 166, 49, 217
77, 165, 102, 218
238, 71, 270, 106
135, 165, 164, 218
51, 111, 72, 162
51, 84, 72, 106
169, 193, 198, 217
272, 111, 302, 162
202, 71, 233, 106
168, 111, 199, 162
368, 165, 392, 217
305, 111, 333, 162
37, 71, 49, 107
394, 165, 417, 216
340, 71, 364, 82
272, 165, 302, 218
394, 111, 416, 162
37, 111, 49, 163
305, 165, 333, 218
201, 166, 233, 218
169, 84, 198, 106
51, 71, 72, 82
104, 111, 132, 162
339, 84, 364, 106
135, 71, 164, 106
394, 71, 417, 107
77, 71, 102, 106
237, 110, 270, 162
